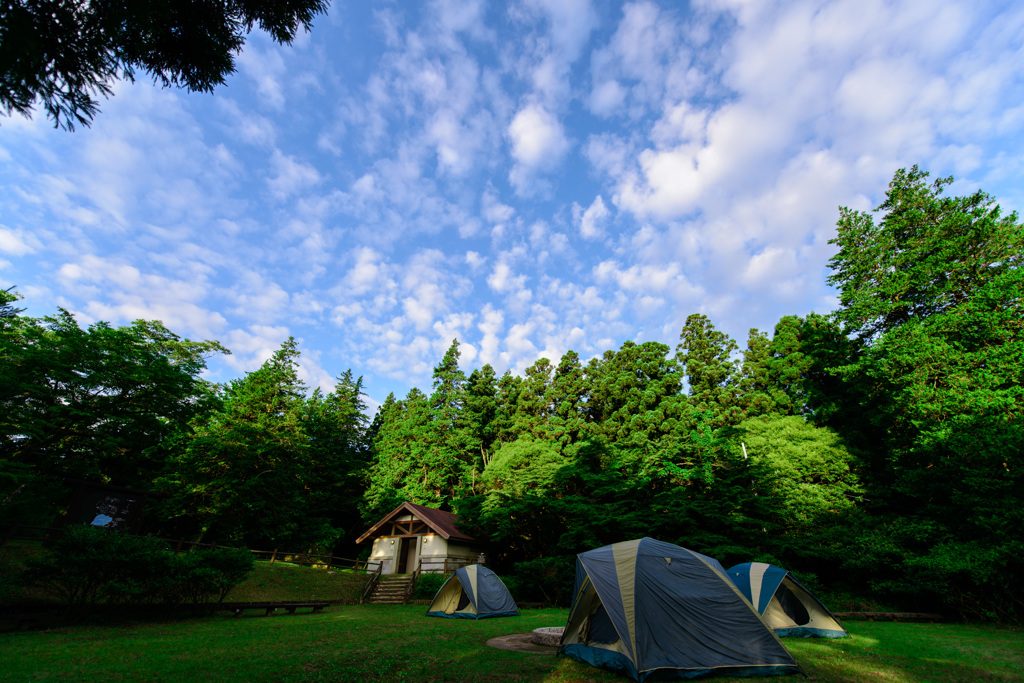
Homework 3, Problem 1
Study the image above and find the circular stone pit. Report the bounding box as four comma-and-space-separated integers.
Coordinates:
486, 626, 564, 654
531, 627, 564, 646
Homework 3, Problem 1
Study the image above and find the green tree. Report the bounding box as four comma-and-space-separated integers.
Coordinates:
765, 313, 862, 427
510, 357, 554, 439
1, 310, 225, 491
733, 415, 861, 525
479, 438, 566, 498
676, 314, 742, 428
363, 344, 475, 518
424, 339, 475, 501
828, 165, 1022, 340
827, 166, 1024, 621
1, 286, 25, 318
464, 364, 499, 469
491, 371, 523, 447
362, 392, 413, 521
302, 369, 371, 552
545, 351, 589, 448
161, 338, 336, 548
585, 341, 695, 487
738, 329, 777, 418
1, 0, 328, 130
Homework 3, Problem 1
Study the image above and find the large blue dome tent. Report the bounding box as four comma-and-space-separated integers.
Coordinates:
426, 564, 519, 619
559, 538, 799, 681
726, 562, 847, 638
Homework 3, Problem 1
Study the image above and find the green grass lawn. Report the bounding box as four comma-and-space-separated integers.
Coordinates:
222, 561, 369, 603
2, 605, 1022, 682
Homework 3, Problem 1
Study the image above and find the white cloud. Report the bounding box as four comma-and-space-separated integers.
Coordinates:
465, 251, 487, 272
0, 228, 36, 256
573, 195, 610, 239
268, 150, 321, 200
487, 259, 527, 294
482, 187, 516, 223
228, 271, 291, 324
344, 247, 393, 296
237, 42, 289, 110
508, 104, 570, 192
217, 99, 277, 147
222, 325, 293, 373
508, 104, 569, 168
589, 80, 626, 116
55, 254, 227, 339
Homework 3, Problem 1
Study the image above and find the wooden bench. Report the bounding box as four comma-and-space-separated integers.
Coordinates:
833, 611, 944, 622
204, 601, 331, 617
0, 611, 58, 631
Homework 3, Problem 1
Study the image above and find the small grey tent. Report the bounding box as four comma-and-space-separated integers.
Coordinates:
726, 562, 847, 638
426, 564, 519, 619
560, 538, 799, 681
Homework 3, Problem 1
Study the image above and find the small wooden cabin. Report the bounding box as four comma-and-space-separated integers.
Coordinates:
356, 501, 483, 575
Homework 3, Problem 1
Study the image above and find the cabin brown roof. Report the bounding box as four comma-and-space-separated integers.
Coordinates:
355, 501, 476, 544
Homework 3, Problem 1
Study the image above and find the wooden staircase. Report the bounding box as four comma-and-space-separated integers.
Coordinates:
368, 574, 414, 605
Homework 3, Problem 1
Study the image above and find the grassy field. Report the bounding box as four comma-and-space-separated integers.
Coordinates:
222, 561, 369, 603
0, 557, 371, 609
2, 604, 1022, 682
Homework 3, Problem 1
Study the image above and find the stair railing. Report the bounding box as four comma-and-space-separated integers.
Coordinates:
360, 561, 383, 604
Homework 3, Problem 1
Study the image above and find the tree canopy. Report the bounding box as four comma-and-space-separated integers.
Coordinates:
0, 0, 328, 129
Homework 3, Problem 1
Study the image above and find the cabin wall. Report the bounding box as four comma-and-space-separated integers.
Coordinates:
369, 534, 483, 574
369, 536, 398, 575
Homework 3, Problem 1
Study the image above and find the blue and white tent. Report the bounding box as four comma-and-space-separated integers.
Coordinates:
426, 564, 519, 619
559, 538, 799, 681
726, 562, 847, 638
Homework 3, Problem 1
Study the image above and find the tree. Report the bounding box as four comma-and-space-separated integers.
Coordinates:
361, 392, 411, 521
1, 309, 225, 489
733, 415, 861, 526
765, 313, 863, 427
545, 351, 589, 448
160, 338, 337, 548
510, 357, 554, 439
1, 286, 25, 318
464, 365, 499, 469
738, 329, 777, 418
1, 0, 328, 130
827, 165, 1023, 340
826, 166, 1024, 621
676, 314, 742, 428
302, 369, 371, 553
424, 339, 475, 502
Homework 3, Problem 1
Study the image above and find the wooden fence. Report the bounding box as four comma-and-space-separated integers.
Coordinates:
0, 523, 380, 574
417, 557, 475, 576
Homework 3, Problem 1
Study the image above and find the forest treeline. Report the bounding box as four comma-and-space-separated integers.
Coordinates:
2, 167, 1022, 621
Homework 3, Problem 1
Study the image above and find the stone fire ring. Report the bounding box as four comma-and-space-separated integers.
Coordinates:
486, 627, 564, 654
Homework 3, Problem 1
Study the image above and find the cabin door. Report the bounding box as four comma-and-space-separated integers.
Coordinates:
398, 537, 417, 573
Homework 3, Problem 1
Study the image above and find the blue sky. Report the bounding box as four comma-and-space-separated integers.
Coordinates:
2, 0, 1023, 410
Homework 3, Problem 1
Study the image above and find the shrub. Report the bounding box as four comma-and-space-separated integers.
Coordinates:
511, 556, 575, 606
174, 547, 254, 604
21, 525, 253, 607
413, 572, 447, 600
